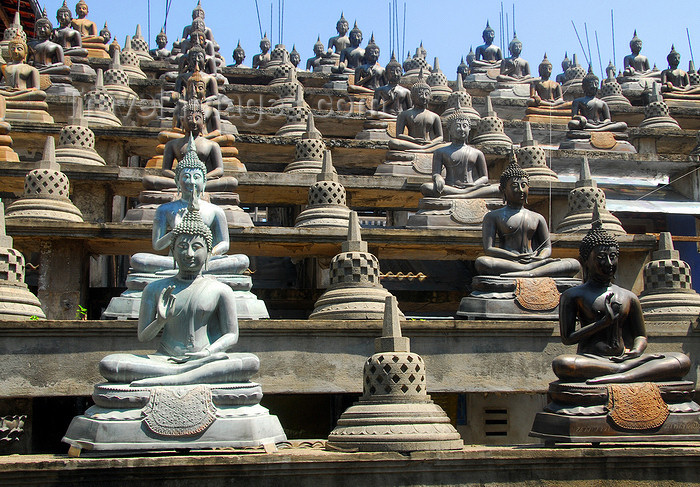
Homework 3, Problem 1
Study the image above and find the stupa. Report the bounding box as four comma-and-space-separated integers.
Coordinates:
471, 96, 512, 147
0, 199, 45, 319
327, 295, 463, 452
516, 122, 558, 182
83, 69, 122, 127
309, 212, 404, 320
294, 151, 348, 228
5, 137, 83, 222
555, 157, 625, 235
284, 113, 326, 173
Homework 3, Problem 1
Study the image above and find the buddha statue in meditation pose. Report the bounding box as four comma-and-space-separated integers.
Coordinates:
568, 68, 628, 132
496, 33, 533, 83
71, 0, 102, 42
231, 41, 246, 67
524, 55, 571, 122
475, 161, 580, 278
353, 35, 385, 93
387, 72, 443, 151
0, 34, 49, 107
339, 22, 365, 71
252, 34, 271, 69
660, 46, 700, 100
552, 213, 690, 385
53, 1, 89, 58
132, 136, 247, 278
419, 104, 497, 199
327, 13, 350, 61
143, 99, 237, 193
622, 31, 656, 79
306, 37, 324, 71
28, 12, 70, 75
369, 53, 411, 119
472, 21, 503, 73
150, 29, 170, 60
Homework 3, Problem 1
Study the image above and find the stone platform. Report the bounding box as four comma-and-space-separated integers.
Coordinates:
2, 444, 700, 486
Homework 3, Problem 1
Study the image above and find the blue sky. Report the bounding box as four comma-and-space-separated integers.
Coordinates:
43, 1, 698, 78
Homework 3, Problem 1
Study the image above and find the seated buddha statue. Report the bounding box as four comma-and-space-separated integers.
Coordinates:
339, 22, 365, 72
496, 33, 533, 84
352, 35, 384, 94
0, 34, 52, 122
132, 137, 247, 277
149, 28, 171, 61
327, 13, 350, 64
475, 161, 581, 278
181, 1, 213, 42
524, 54, 571, 122
368, 53, 411, 119
252, 34, 271, 69
552, 214, 690, 385
306, 36, 324, 71
567, 67, 628, 132
143, 99, 238, 192
555, 52, 572, 84
174, 46, 219, 100
28, 11, 71, 75
471, 21, 503, 73
68, 0, 108, 58
387, 72, 443, 151
174, 66, 223, 136
231, 41, 246, 67
179, 21, 218, 75
53, 1, 89, 59
660, 45, 700, 100
420, 104, 498, 199
621, 31, 658, 80
102, 204, 255, 387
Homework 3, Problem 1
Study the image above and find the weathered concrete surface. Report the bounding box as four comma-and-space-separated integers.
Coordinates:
0, 319, 696, 399
1, 444, 700, 486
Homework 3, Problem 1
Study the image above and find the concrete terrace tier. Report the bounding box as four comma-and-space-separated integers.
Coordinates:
0, 318, 695, 398
4, 219, 656, 262
2, 444, 700, 486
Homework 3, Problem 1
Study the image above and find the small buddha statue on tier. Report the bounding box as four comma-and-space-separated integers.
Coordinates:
472, 21, 503, 73
555, 52, 571, 84
339, 22, 365, 71
660, 45, 700, 100
181, 1, 213, 42
552, 215, 690, 385
622, 31, 657, 80
524, 54, 571, 122
353, 35, 384, 93
496, 33, 533, 84
150, 28, 170, 60
99, 22, 111, 44
231, 41, 246, 67
28, 11, 71, 75
179, 23, 218, 75
174, 66, 222, 136
143, 99, 237, 193
568, 67, 628, 132
368, 53, 411, 119
289, 45, 300, 68
0, 33, 53, 123
387, 71, 443, 151
474, 161, 580, 278
306, 36, 324, 71
419, 103, 497, 199
252, 33, 271, 69
132, 138, 247, 278
53, 1, 89, 59
69, 0, 108, 58
175, 46, 219, 100
327, 12, 350, 61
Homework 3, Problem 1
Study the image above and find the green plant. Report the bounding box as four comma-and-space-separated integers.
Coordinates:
76, 305, 88, 321
29, 315, 40, 321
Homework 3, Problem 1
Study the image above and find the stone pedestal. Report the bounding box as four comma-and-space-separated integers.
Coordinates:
559, 130, 636, 153
355, 119, 391, 141
530, 380, 700, 445
37, 240, 87, 320
457, 276, 580, 320
406, 197, 500, 230
374, 150, 442, 179
63, 382, 286, 453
